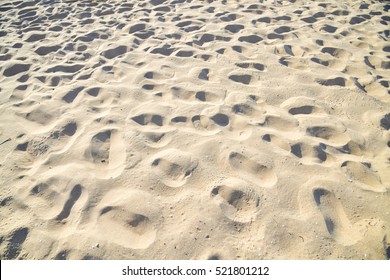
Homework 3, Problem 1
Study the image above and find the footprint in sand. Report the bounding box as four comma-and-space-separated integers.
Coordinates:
341, 161, 385, 192
211, 178, 260, 223
262, 114, 299, 131
14, 120, 78, 159
95, 189, 159, 249
290, 142, 334, 164
306, 125, 350, 146
85, 130, 112, 164
138, 130, 173, 148
312, 187, 361, 245
151, 149, 198, 188
98, 207, 155, 249
191, 113, 230, 131
262, 133, 291, 153
228, 151, 277, 188
84, 129, 126, 176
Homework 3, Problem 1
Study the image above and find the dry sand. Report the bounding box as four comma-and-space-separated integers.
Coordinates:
0, 0, 389, 260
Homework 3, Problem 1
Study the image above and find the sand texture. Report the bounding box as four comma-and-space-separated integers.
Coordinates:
0, 0, 390, 260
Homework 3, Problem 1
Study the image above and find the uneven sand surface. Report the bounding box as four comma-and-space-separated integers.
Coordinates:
0, 0, 389, 260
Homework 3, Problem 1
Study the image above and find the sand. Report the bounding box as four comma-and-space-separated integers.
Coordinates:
0, 0, 389, 260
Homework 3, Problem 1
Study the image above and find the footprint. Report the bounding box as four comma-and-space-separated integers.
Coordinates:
290, 142, 331, 164
262, 134, 290, 152
312, 187, 360, 245
211, 178, 260, 223
85, 130, 112, 164
337, 140, 363, 156
151, 149, 198, 188
139, 130, 172, 148
23, 107, 54, 126
191, 113, 229, 130
263, 114, 298, 131
96, 189, 159, 249
56, 184, 82, 221
306, 126, 349, 145
341, 161, 384, 192
228, 152, 277, 188
321, 47, 350, 59
3, 227, 29, 259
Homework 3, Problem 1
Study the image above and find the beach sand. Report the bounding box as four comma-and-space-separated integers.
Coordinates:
0, 0, 389, 260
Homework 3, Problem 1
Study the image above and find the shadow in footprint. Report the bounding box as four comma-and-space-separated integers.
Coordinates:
62, 122, 77, 136
238, 35, 262, 44
56, 184, 82, 221
380, 113, 390, 130
102, 45, 127, 59
211, 182, 260, 223
4, 227, 29, 259
229, 74, 252, 85
288, 105, 314, 115
312, 187, 360, 245
211, 113, 229, 126
318, 77, 346, 87
62, 87, 84, 103
132, 114, 163, 126
225, 24, 244, 33
198, 68, 209, 80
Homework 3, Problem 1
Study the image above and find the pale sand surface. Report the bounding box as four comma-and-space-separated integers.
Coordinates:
0, 0, 389, 260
